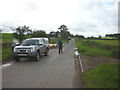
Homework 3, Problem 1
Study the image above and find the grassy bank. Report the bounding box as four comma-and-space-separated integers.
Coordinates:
2, 46, 13, 60
2, 33, 14, 43
2, 33, 14, 60
75, 38, 119, 59
83, 63, 119, 88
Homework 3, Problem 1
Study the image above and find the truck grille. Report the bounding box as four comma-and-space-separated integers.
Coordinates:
18, 52, 28, 54
16, 49, 30, 54
20, 50, 26, 52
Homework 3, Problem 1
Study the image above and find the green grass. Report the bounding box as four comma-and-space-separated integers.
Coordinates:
2, 33, 14, 43
83, 63, 119, 88
2, 33, 32, 43
94, 40, 118, 46
102, 37, 118, 39
2, 47, 13, 60
75, 38, 119, 59
2, 33, 32, 60
2, 33, 14, 60
62, 39, 67, 44
50, 39, 58, 44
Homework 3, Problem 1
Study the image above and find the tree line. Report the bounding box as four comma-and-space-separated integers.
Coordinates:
12, 24, 72, 43
105, 33, 120, 38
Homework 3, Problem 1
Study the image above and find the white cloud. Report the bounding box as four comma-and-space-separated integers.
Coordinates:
0, 0, 118, 37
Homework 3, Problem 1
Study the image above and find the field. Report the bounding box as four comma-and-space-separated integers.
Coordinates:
75, 38, 119, 59
83, 63, 119, 88
102, 37, 118, 39
94, 40, 118, 46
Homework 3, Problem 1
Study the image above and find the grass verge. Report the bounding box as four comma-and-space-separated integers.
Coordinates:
2, 47, 13, 60
83, 63, 119, 88
2, 33, 14, 60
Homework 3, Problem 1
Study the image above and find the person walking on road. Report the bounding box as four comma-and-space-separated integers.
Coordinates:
57, 39, 63, 53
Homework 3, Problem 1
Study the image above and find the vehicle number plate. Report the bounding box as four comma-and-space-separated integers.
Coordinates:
19, 54, 26, 56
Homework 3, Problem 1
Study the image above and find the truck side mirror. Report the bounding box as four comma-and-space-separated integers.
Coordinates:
39, 44, 43, 46
11, 39, 20, 52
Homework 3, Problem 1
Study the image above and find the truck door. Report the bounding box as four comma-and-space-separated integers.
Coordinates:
39, 39, 44, 53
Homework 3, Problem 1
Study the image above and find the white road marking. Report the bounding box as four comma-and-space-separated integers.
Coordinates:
79, 55, 84, 72
1, 62, 14, 68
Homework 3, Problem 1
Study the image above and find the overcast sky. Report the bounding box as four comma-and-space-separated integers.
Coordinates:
0, 0, 119, 37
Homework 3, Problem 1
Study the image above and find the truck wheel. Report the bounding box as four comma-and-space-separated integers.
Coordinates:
36, 51, 40, 61
14, 56, 20, 62
45, 49, 49, 56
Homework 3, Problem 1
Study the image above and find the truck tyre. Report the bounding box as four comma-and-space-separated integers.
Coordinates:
36, 51, 40, 61
45, 49, 49, 56
14, 56, 20, 62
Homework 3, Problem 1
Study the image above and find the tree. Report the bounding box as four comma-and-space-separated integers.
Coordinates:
49, 31, 56, 37
32, 30, 48, 37
99, 35, 102, 39
12, 25, 30, 43
70, 34, 74, 38
58, 24, 68, 31
75, 34, 84, 39
58, 24, 70, 39
26, 29, 32, 35
56, 31, 60, 37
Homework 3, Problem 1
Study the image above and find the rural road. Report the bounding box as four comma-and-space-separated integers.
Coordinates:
2, 38, 78, 88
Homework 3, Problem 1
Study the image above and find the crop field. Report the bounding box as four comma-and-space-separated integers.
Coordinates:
75, 38, 119, 59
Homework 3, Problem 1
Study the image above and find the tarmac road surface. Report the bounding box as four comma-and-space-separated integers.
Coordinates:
2, 38, 76, 88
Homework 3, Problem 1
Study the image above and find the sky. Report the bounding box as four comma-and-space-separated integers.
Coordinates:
0, 0, 119, 37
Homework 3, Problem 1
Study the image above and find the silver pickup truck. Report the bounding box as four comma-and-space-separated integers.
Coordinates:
12, 38, 49, 62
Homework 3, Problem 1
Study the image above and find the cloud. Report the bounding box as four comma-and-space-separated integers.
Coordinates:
0, 0, 118, 37
70, 0, 118, 37
25, 2, 38, 11
0, 21, 17, 33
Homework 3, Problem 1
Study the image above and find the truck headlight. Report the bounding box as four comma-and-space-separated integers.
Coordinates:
31, 47, 35, 52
